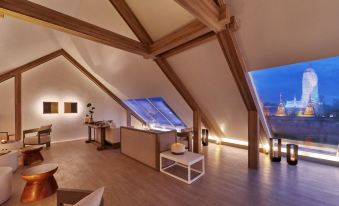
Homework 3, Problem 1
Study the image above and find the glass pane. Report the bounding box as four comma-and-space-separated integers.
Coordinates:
124, 97, 186, 130
148, 97, 186, 127
250, 56, 339, 156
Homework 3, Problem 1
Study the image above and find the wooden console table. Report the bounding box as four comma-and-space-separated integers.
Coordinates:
85, 123, 110, 151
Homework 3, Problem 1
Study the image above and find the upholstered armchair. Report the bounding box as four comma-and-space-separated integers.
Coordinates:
23, 125, 52, 147
0, 132, 15, 143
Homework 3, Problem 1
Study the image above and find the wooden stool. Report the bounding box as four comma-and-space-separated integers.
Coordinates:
20, 145, 44, 166
21, 163, 58, 203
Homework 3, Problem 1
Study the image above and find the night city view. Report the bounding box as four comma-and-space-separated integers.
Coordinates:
251, 56, 339, 148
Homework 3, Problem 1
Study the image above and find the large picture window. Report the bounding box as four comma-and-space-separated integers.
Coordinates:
124, 97, 186, 131
250, 57, 339, 157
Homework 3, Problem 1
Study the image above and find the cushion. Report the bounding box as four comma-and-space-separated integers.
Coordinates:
24, 134, 51, 144
39, 124, 52, 132
74, 187, 104, 206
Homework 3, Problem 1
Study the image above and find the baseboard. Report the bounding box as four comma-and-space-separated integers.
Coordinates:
51, 137, 87, 144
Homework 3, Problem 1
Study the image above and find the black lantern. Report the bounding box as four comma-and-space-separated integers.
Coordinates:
269, 138, 281, 162
201, 129, 209, 146
286, 144, 298, 165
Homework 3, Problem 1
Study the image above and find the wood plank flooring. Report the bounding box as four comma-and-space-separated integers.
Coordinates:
3, 140, 339, 206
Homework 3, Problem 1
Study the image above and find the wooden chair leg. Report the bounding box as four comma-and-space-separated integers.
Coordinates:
46, 142, 51, 147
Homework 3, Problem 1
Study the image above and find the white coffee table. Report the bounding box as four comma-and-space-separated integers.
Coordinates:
160, 151, 205, 184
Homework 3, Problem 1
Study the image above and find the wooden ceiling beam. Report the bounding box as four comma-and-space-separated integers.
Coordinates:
159, 31, 216, 59
110, 0, 224, 136
216, 28, 256, 111
60, 50, 146, 124
155, 58, 224, 137
174, 0, 229, 32
109, 0, 153, 45
0, 49, 63, 83
150, 20, 210, 56
0, 0, 149, 56
0, 49, 146, 124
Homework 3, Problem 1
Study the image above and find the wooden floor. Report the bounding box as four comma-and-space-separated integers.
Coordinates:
3, 140, 339, 206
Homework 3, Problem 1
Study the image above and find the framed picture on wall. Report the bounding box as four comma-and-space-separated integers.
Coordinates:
64, 102, 78, 113
43, 102, 59, 114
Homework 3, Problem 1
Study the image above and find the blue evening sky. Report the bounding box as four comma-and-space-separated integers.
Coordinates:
250, 56, 339, 105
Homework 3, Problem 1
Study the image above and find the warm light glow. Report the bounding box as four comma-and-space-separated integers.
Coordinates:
209, 136, 339, 163
263, 144, 270, 154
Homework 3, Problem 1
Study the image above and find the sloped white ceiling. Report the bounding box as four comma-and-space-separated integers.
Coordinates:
230, 0, 339, 70
50, 33, 193, 127
30, 0, 138, 40
0, 17, 59, 74
167, 39, 248, 140
126, 0, 195, 40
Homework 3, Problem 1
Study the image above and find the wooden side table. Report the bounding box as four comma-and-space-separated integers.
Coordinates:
20, 145, 44, 165
21, 163, 58, 203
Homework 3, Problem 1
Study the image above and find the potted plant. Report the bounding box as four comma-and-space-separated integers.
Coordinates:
84, 103, 95, 123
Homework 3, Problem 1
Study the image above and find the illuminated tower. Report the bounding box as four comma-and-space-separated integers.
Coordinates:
303, 98, 315, 117
275, 94, 287, 116
301, 68, 319, 106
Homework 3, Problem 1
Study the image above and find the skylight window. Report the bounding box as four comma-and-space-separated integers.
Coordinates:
124, 97, 186, 131
250, 56, 339, 157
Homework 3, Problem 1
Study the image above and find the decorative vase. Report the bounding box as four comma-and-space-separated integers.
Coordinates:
84, 117, 91, 124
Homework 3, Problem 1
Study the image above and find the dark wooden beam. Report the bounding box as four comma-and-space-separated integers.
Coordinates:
193, 110, 202, 153
109, 0, 153, 45
159, 31, 216, 59
155, 58, 224, 137
174, 0, 229, 32
60, 50, 146, 124
110, 0, 224, 137
150, 20, 210, 56
0, 49, 146, 126
110, 0, 213, 57
248, 110, 259, 169
126, 111, 132, 127
0, 50, 63, 83
15, 73, 21, 141
216, 26, 259, 169
0, 0, 149, 56
216, 29, 256, 111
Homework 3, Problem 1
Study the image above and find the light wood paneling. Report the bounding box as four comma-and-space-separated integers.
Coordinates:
0, 0, 149, 56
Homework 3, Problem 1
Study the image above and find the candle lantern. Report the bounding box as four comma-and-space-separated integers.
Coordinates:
201, 129, 209, 146
286, 144, 298, 165
269, 138, 281, 162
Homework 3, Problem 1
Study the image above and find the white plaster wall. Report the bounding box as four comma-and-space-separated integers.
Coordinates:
22, 56, 127, 142
0, 78, 15, 133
